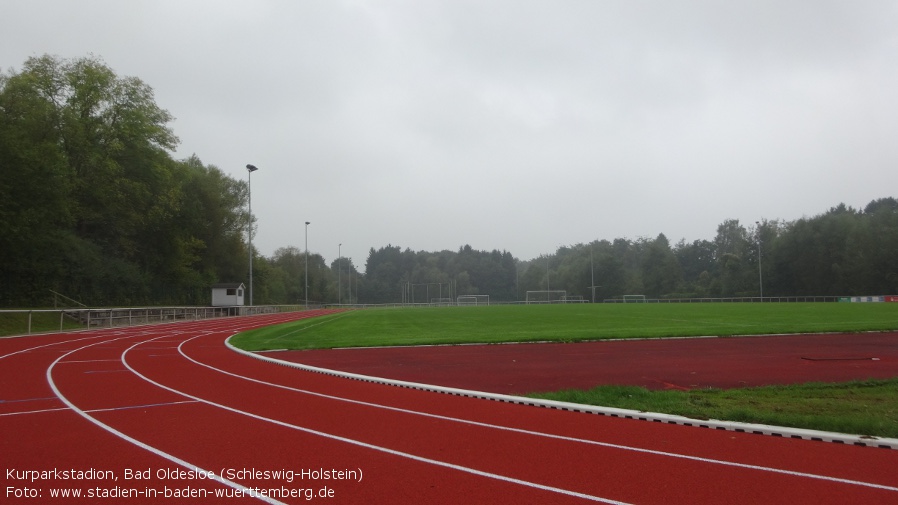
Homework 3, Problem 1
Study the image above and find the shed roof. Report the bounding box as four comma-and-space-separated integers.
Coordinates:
211, 283, 245, 290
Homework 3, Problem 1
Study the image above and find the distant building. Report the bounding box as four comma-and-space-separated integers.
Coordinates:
211, 283, 246, 307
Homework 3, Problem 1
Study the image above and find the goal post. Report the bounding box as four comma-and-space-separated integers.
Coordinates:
525, 290, 567, 304
457, 295, 490, 306
622, 294, 646, 303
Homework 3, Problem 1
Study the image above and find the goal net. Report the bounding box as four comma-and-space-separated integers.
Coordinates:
457, 295, 490, 306
622, 294, 647, 303
526, 290, 567, 304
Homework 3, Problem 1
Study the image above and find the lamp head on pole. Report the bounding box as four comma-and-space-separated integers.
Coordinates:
246, 164, 259, 172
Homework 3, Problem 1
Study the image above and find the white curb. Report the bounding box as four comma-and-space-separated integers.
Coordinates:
225, 337, 898, 450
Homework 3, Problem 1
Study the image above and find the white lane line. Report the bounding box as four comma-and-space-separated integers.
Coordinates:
0, 334, 112, 360
123, 337, 631, 504
45, 334, 289, 505
59, 359, 122, 363
0, 396, 58, 403
0, 400, 199, 417
86, 400, 201, 412
0, 407, 69, 416
177, 335, 898, 494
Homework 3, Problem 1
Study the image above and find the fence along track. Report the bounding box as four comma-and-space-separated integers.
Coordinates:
0, 305, 306, 337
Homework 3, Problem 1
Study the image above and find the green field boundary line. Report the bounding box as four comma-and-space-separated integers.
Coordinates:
224, 335, 898, 450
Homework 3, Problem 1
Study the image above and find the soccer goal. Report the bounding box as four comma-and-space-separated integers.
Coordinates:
457, 295, 490, 306
622, 294, 647, 303
526, 290, 567, 304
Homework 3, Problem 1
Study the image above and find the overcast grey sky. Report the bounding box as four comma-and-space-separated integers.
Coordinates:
4, 1, 898, 270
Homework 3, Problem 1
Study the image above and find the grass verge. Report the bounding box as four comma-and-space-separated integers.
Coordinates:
528, 379, 898, 438
0, 311, 82, 337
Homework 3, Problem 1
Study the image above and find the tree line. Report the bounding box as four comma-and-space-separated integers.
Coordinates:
2, 55, 896, 307
513, 198, 898, 302
360, 198, 898, 304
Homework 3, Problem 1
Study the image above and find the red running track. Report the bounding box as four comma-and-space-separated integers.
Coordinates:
280, 333, 898, 394
2, 311, 898, 504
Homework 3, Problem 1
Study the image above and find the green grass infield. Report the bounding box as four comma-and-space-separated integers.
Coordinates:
231, 302, 898, 351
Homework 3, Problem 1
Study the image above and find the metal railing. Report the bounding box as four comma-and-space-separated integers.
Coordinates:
0, 305, 307, 337
602, 296, 842, 303
327, 296, 850, 308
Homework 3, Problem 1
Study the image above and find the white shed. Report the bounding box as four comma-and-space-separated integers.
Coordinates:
211, 283, 246, 307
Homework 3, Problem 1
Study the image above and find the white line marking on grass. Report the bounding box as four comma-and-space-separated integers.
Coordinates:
259, 312, 354, 343
122, 336, 631, 504
177, 335, 898, 494
45, 334, 289, 505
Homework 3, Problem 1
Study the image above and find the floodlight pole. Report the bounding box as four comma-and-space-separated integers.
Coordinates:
590, 248, 595, 303
588, 246, 603, 303
338, 243, 342, 305
246, 164, 259, 306
305, 221, 310, 308
756, 221, 763, 302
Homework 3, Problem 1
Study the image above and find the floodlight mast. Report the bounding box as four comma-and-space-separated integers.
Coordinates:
756, 221, 763, 302
588, 245, 603, 303
337, 244, 343, 305
246, 164, 259, 306
305, 221, 310, 308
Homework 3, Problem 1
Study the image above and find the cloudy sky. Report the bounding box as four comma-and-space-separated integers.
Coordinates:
4, 1, 898, 270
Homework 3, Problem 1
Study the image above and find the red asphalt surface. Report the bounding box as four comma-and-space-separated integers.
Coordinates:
2, 311, 898, 504
279, 332, 898, 394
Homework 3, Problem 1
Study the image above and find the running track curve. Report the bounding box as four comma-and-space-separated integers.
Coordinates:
2, 311, 897, 504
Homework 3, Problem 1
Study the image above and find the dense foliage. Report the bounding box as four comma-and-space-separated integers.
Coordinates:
362, 201, 898, 303
0, 55, 249, 305
512, 201, 898, 301
2, 55, 896, 306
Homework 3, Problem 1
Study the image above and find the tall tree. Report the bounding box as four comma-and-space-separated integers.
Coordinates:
712, 219, 752, 296
641, 234, 682, 298
674, 239, 715, 296
0, 55, 252, 306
